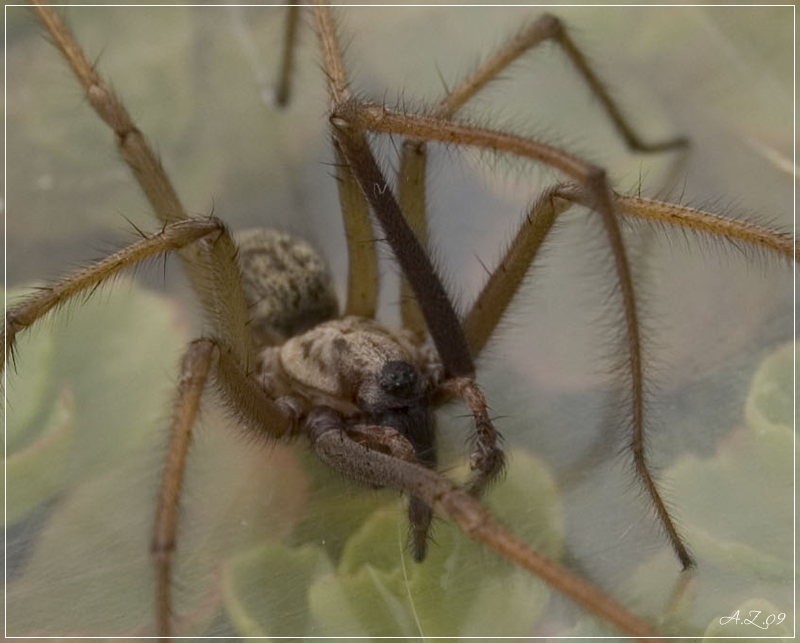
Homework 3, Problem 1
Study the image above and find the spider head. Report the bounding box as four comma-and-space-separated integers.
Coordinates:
280, 317, 432, 409
359, 359, 427, 412
379, 360, 419, 399
279, 316, 435, 464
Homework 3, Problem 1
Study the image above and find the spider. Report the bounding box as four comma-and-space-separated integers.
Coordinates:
4, 2, 792, 640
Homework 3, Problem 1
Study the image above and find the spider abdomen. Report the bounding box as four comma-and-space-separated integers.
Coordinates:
236, 228, 339, 345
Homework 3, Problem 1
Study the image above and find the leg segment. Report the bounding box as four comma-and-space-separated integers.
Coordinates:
310, 2, 379, 320
304, 408, 663, 642
344, 421, 434, 561
466, 183, 796, 356
463, 187, 571, 358
333, 142, 379, 318
461, 181, 695, 568
426, 14, 687, 153
3, 218, 223, 374
577, 187, 795, 260
331, 122, 475, 380
152, 340, 215, 640
271, 5, 301, 107
152, 337, 295, 638
335, 102, 696, 568
439, 377, 506, 497
460, 181, 794, 568
30, 1, 254, 365
396, 12, 687, 337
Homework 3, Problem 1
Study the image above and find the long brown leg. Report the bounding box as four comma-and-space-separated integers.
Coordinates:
307, 0, 380, 319
397, 13, 688, 337
305, 408, 664, 642
463, 184, 796, 359
312, 4, 472, 379
271, 5, 301, 107
312, 3, 506, 563
334, 141, 380, 318
462, 187, 570, 358
3, 218, 224, 374
459, 178, 794, 571
29, 1, 254, 365
267, 0, 384, 328
153, 340, 215, 640
462, 183, 695, 568
334, 100, 695, 569
153, 337, 295, 638
606, 190, 795, 260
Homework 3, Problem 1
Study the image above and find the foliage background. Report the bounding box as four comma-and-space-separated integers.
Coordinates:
5, 4, 794, 639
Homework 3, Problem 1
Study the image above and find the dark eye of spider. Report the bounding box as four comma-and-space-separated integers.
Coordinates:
379, 360, 418, 399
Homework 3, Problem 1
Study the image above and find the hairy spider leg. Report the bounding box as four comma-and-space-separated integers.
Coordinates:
396, 13, 689, 340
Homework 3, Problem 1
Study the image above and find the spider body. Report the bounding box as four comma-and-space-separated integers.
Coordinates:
278, 315, 440, 560
5, 4, 793, 640
236, 228, 339, 345
240, 230, 445, 560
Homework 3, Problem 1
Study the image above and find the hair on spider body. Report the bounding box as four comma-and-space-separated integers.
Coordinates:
235, 228, 340, 345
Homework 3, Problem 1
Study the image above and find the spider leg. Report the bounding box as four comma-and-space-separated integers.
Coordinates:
270, 4, 379, 318
343, 422, 434, 559
465, 183, 796, 357
30, 1, 254, 365
312, 1, 506, 554
591, 188, 795, 260
153, 340, 215, 640
397, 13, 688, 337
306, 1, 380, 320
333, 141, 380, 318
438, 377, 505, 497
3, 218, 224, 375
304, 406, 663, 642
462, 187, 569, 358
153, 337, 296, 639
337, 101, 702, 570
312, 3, 474, 376
271, 5, 301, 108
332, 125, 475, 379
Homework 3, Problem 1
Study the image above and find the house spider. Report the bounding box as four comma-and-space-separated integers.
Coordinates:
8, 2, 788, 634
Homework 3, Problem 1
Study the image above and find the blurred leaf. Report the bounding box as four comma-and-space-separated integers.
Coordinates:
224, 542, 335, 637
223, 450, 558, 637
745, 341, 793, 438
620, 343, 794, 635
5, 289, 57, 451
5, 387, 73, 524
5, 281, 187, 527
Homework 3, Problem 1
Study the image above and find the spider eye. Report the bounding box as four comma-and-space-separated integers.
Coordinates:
379, 360, 418, 398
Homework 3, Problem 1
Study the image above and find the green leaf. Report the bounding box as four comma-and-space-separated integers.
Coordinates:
5, 281, 188, 527
223, 449, 560, 637
745, 341, 793, 438
224, 542, 335, 638
5, 290, 57, 451
6, 387, 74, 524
